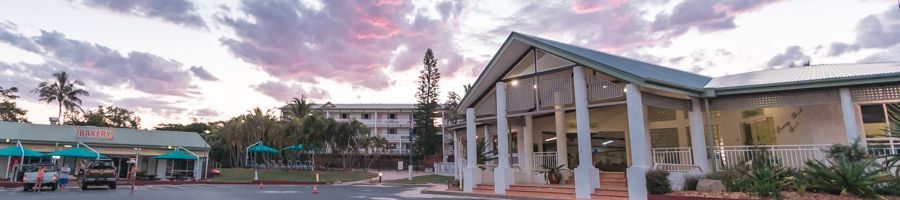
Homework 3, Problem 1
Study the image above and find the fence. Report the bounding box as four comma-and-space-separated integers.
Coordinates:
868, 137, 900, 157
532, 152, 558, 171
710, 144, 829, 171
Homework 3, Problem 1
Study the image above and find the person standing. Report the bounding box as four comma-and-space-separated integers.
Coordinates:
59, 165, 71, 190
75, 160, 86, 191
34, 166, 45, 192
128, 162, 138, 194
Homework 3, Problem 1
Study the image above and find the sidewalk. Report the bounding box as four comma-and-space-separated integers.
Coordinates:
342, 170, 433, 185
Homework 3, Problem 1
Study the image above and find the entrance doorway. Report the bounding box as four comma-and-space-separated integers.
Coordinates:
592, 131, 626, 171
742, 117, 776, 145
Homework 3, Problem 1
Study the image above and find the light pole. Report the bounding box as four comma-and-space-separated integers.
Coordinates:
408, 128, 414, 181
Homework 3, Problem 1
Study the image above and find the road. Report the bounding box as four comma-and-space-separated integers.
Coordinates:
0, 184, 496, 200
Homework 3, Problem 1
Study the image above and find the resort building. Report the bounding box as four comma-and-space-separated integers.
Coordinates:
445, 32, 900, 199
0, 121, 211, 181
283, 103, 417, 155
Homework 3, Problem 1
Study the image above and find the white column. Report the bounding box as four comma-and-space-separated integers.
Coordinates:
523, 115, 534, 183
494, 82, 512, 194
689, 98, 710, 172
516, 126, 525, 167
483, 126, 491, 156
554, 103, 568, 168
463, 108, 479, 192
839, 88, 866, 147
572, 66, 598, 198
625, 83, 649, 200
454, 131, 463, 180
155, 159, 168, 181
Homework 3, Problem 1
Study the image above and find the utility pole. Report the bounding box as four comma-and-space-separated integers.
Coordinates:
408, 127, 414, 182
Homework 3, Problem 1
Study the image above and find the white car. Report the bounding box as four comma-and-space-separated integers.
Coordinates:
22, 164, 59, 191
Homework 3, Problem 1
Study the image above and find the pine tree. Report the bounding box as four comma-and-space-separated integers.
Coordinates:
412, 49, 441, 156
0, 86, 28, 122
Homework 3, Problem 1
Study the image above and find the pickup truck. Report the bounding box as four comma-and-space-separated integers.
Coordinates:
22, 164, 59, 191
81, 159, 117, 190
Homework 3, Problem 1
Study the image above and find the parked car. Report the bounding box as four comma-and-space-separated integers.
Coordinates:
22, 164, 59, 191
81, 159, 117, 190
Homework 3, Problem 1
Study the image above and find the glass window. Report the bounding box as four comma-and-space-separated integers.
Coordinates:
535, 49, 574, 72
388, 128, 397, 134
503, 50, 535, 79
362, 113, 370, 119
861, 105, 886, 123
341, 113, 348, 119
389, 114, 397, 119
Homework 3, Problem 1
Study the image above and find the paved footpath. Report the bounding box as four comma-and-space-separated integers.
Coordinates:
0, 184, 500, 200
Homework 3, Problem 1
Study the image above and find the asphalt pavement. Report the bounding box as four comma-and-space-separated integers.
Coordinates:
0, 184, 497, 200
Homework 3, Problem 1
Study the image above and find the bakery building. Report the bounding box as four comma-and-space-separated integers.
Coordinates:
0, 121, 211, 180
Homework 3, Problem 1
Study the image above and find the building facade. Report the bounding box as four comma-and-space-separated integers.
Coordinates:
283, 103, 416, 155
447, 32, 900, 199
0, 122, 211, 181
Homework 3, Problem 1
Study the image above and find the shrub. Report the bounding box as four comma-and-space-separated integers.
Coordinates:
741, 161, 790, 199
804, 157, 888, 198
707, 170, 746, 192
646, 170, 672, 194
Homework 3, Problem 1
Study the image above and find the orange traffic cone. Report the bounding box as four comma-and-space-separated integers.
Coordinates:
312, 173, 319, 194
255, 170, 263, 189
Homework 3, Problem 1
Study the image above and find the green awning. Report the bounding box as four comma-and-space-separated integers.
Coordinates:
0, 146, 45, 157
248, 144, 279, 153
48, 147, 108, 159
153, 151, 198, 160
281, 144, 303, 151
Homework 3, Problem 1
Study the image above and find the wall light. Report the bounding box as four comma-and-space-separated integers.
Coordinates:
623, 88, 628, 93
602, 140, 613, 145
545, 137, 557, 142
4, 139, 8, 143
167, 145, 173, 149
63, 145, 72, 148
510, 80, 518, 86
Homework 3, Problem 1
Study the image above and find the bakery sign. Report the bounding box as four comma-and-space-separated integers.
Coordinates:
76, 127, 115, 140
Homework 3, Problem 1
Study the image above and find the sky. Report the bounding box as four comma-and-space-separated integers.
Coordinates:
0, 0, 897, 128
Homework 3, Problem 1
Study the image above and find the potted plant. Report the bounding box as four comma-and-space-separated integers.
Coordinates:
537, 164, 567, 184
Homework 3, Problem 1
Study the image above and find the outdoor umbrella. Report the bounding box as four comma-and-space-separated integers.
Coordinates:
0, 146, 46, 157
248, 144, 279, 153
47, 147, 109, 159
281, 144, 303, 152
153, 151, 198, 160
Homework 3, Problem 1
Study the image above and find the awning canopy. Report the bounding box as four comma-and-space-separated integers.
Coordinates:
48, 147, 108, 159
281, 144, 303, 152
0, 146, 45, 157
248, 144, 279, 153
153, 151, 198, 160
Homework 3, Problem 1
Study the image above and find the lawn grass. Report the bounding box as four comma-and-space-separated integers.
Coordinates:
208, 168, 377, 183
385, 174, 454, 184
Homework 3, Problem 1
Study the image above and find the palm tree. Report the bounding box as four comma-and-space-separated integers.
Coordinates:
33, 71, 89, 123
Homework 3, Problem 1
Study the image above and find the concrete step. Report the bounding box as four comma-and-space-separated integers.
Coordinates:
600, 172, 626, 179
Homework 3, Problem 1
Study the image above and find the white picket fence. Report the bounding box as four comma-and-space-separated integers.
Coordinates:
532, 152, 558, 171
651, 147, 696, 172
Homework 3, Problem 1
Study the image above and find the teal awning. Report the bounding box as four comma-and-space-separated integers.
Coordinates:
0, 146, 45, 157
248, 144, 279, 153
153, 151, 198, 160
48, 148, 108, 159
281, 144, 303, 151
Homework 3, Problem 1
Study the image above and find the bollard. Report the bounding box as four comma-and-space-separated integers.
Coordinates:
312, 173, 319, 194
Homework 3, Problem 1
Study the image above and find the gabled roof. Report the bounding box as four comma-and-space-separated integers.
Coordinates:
0, 122, 210, 150
517, 33, 713, 90
458, 32, 900, 113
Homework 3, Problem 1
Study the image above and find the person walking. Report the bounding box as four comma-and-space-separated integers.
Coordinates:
75, 160, 86, 191
59, 165, 71, 190
128, 162, 138, 194
34, 166, 45, 192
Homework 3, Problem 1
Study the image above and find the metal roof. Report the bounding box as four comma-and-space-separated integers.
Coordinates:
705, 62, 900, 89
319, 103, 415, 110
517, 33, 713, 90
0, 122, 210, 150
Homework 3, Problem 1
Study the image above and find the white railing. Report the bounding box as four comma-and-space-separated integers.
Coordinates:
710, 144, 829, 171
385, 149, 409, 155
533, 152, 558, 171
434, 162, 457, 176
510, 153, 519, 166
868, 137, 900, 157
652, 147, 693, 166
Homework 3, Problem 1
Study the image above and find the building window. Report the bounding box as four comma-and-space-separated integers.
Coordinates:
388, 128, 398, 134
861, 103, 900, 137
341, 113, 348, 119
648, 106, 676, 122
362, 113, 370, 119
389, 114, 397, 119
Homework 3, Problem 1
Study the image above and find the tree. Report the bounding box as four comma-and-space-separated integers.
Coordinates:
33, 71, 89, 123
0, 86, 28, 122
412, 49, 442, 156
66, 106, 141, 128
444, 91, 461, 124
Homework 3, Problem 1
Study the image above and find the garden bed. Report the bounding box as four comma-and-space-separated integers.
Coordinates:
669, 191, 900, 200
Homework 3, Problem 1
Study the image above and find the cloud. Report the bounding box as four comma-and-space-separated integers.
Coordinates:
80, 0, 207, 29
0, 22, 41, 52
251, 81, 330, 102
828, 9, 900, 57
192, 108, 220, 117
218, 0, 470, 91
766, 46, 810, 68
0, 25, 206, 97
189, 66, 219, 81
652, 0, 782, 35
115, 97, 187, 117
